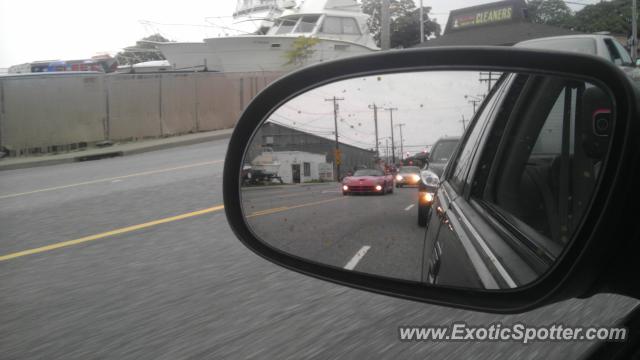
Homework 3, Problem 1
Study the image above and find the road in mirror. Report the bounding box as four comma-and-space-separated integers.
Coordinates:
240, 71, 612, 290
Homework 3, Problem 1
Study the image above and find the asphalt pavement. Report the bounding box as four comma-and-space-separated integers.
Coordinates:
242, 183, 426, 282
1, 139, 638, 360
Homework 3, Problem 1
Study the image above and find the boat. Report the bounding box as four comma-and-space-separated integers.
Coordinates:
202, 0, 379, 73
151, 0, 288, 72
156, 0, 379, 73
116, 60, 172, 73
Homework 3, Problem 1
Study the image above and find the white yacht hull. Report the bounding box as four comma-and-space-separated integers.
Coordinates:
155, 42, 221, 71
203, 36, 377, 73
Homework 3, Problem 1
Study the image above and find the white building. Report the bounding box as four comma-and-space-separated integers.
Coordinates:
253, 150, 332, 184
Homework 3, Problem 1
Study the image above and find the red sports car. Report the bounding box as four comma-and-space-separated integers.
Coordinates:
342, 169, 394, 195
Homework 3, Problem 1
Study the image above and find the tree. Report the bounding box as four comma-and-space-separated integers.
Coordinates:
115, 34, 172, 65
571, 0, 636, 35
284, 36, 321, 66
361, 0, 441, 48
527, 0, 573, 28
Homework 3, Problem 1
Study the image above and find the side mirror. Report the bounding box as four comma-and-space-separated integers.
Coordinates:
223, 47, 640, 313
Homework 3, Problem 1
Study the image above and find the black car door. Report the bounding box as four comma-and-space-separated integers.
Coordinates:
424, 72, 605, 290
423, 73, 514, 288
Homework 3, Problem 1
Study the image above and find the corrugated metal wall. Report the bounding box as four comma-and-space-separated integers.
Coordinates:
0, 71, 283, 155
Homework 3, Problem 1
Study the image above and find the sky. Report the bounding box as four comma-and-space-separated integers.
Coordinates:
0, 0, 584, 69
263, 71, 489, 154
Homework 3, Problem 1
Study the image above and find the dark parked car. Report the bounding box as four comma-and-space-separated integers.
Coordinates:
416, 137, 460, 227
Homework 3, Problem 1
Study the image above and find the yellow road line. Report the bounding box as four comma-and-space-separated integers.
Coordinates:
0, 160, 224, 200
0, 205, 225, 262
246, 197, 343, 218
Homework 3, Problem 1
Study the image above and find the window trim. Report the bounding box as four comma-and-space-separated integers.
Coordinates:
319, 16, 362, 35
444, 73, 511, 194
292, 15, 321, 34
303, 162, 311, 177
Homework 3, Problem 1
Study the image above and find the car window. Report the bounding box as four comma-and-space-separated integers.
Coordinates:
430, 141, 458, 162
477, 77, 611, 245
517, 38, 597, 55
604, 39, 624, 65
353, 169, 384, 176
612, 39, 633, 65
531, 88, 575, 155
399, 166, 420, 173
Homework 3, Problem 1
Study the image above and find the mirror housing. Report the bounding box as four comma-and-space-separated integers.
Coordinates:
223, 47, 640, 313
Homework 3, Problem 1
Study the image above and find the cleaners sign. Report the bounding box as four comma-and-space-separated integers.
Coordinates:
452, 6, 514, 29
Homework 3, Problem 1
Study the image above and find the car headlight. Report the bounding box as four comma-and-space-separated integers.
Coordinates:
420, 170, 440, 187
375, 185, 382, 191
412, 174, 420, 182
423, 192, 434, 203
342, 185, 349, 191
396, 175, 403, 181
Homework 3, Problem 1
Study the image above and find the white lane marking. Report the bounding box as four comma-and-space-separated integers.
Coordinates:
404, 204, 415, 211
344, 246, 371, 270
111, 179, 123, 183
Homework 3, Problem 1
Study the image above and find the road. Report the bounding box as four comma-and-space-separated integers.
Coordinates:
242, 183, 426, 282
1, 139, 637, 360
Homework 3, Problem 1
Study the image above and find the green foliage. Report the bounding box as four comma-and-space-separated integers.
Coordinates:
571, 0, 636, 34
361, 0, 441, 48
528, 0, 573, 27
284, 36, 321, 66
527, 0, 638, 35
116, 34, 171, 65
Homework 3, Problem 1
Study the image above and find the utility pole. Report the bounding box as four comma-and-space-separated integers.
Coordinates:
385, 138, 390, 161
465, 94, 482, 115
384, 107, 398, 164
460, 115, 467, 132
468, 98, 480, 115
633, 0, 638, 62
395, 123, 405, 161
479, 72, 497, 93
419, 0, 425, 43
381, 0, 391, 50
325, 96, 345, 181
368, 103, 380, 158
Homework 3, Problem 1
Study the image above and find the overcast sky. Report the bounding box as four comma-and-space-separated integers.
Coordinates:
0, 0, 537, 69
264, 71, 489, 153
0, 0, 599, 69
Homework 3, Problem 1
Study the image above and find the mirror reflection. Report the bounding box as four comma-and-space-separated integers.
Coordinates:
240, 71, 612, 290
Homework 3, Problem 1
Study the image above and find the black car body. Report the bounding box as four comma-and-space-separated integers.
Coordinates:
417, 137, 461, 227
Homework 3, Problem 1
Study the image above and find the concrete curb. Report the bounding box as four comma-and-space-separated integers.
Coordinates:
0, 130, 233, 171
